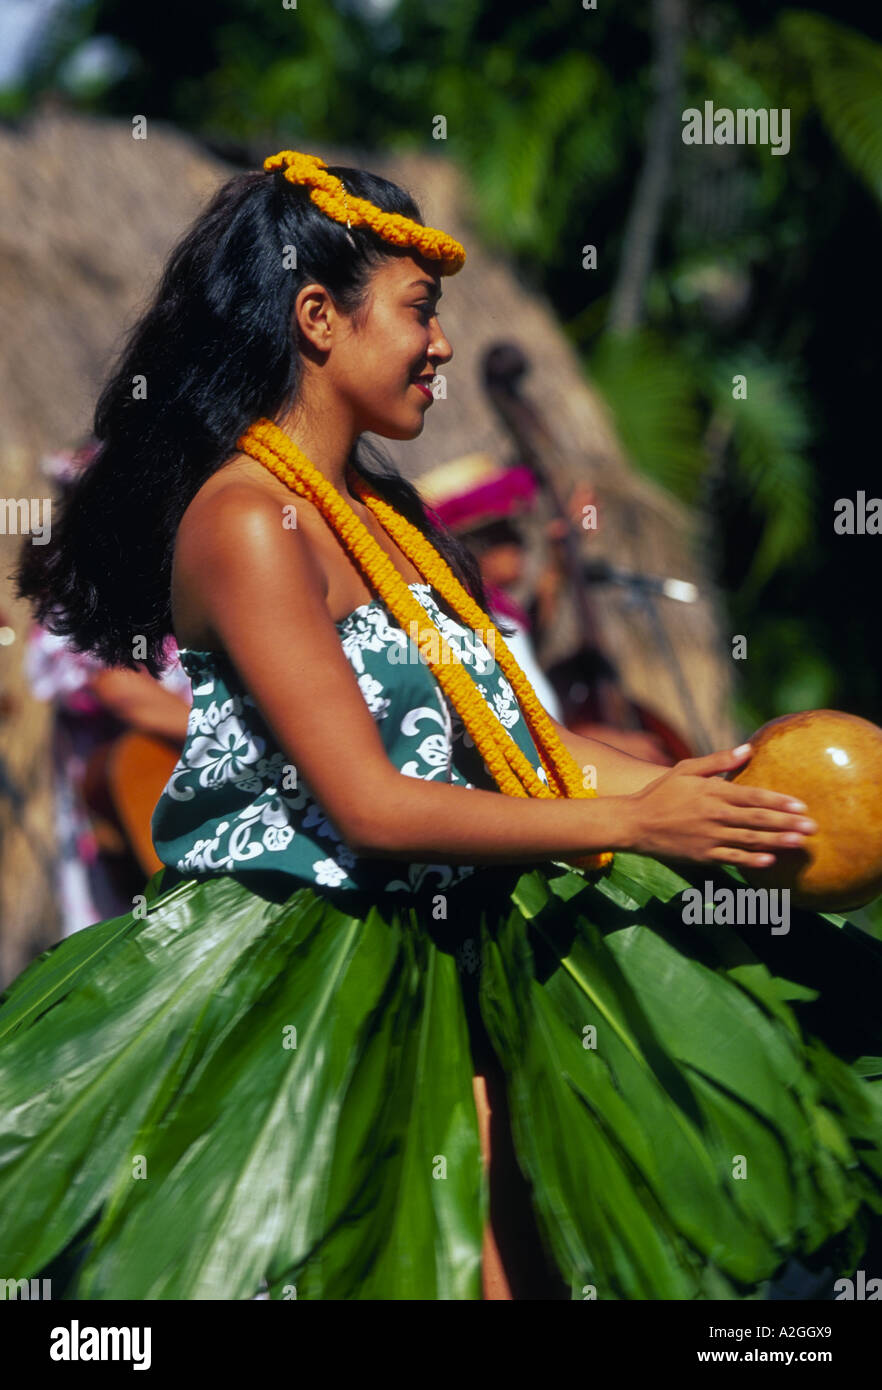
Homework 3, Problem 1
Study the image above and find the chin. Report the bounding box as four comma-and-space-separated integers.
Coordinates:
369, 413, 426, 441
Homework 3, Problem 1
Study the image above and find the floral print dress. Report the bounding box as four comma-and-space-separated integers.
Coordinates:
151, 582, 552, 900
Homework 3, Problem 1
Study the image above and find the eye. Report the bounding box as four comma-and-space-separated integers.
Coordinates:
414, 302, 437, 324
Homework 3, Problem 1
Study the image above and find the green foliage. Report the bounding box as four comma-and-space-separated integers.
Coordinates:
703, 350, 816, 598
431, 49, 620, 260
7, 0, 882, 719
780, 11, 882, 204
730, 615, 837, 733
587, 336, 816, 601
586, 332, 706, 505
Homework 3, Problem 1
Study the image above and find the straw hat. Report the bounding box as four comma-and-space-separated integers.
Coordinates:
417, 452, 537, 534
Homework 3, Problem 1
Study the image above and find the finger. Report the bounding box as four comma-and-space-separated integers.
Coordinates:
714, 827, 811, 850
675, 744, 753, 778
705, 847, 776, 868
719, 784, 810, 814
708, 801, 817, 833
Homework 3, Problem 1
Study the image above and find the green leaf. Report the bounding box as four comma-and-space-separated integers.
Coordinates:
479, 854, 882, 1297
588, 332, 706, 504
781, 11, 882, 206
704, 348, 816, 596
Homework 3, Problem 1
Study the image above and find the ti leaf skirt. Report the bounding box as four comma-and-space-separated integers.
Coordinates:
0, 852, 880, 1300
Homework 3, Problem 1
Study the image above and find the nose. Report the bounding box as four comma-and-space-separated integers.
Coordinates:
429, 319, 453, 367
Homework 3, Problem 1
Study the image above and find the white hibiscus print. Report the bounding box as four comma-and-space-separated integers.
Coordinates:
357, 670, 390, 719
314, 858, 351, 887
340, 606, 407, 675
399, 705, 451, 780
188, 689, 250, 738
184, 712, 265, 791
486, 677, 520, 730
233, 797, 297, 835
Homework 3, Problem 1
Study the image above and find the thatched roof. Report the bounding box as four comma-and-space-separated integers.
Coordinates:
0, 107, 736, 983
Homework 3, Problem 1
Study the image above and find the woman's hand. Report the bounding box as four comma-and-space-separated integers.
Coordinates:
621, 744, 817, 869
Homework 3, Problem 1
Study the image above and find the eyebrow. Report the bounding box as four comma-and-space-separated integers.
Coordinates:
407, 279, 442, 298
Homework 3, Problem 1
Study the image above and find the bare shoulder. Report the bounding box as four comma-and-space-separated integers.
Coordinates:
172, 468, 328, 648
182, 463, 328, 567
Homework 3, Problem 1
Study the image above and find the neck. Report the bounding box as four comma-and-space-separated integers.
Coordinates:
273, 398, 360, 503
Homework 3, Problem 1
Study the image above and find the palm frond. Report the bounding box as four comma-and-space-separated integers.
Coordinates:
780, 11, 882, 206
587, 331, 706, 503
704, 349, 816, 596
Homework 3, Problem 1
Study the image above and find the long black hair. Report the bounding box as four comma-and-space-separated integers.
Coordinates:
12, 159, 511, 679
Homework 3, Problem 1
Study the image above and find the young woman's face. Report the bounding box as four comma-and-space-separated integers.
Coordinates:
330, 254, 454, 440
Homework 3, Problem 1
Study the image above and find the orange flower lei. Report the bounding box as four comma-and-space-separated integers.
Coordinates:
236, 418, 613, 873
263, 150, 466, 276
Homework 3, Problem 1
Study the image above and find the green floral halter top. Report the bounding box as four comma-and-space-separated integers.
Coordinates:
151, 582, 551, 900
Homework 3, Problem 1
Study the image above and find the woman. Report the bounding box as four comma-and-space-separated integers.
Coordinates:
2, 150, 881, 1301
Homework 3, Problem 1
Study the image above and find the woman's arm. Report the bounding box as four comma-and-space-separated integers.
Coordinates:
89, 668, 191, 743
181, 487, 812, 872
537, 714, 666, 797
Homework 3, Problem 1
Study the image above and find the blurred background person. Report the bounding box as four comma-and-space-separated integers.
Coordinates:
418, 454, 671, 762
418, 453, 565, 721
24, 438, 192, 937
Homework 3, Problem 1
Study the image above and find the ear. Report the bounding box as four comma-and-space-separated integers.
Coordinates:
292, 282, 336, 351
